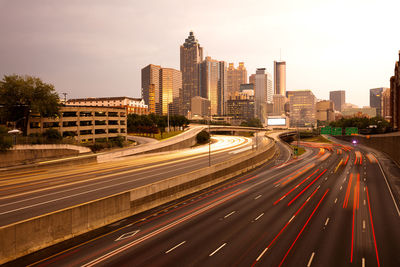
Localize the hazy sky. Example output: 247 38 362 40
0 0 399 107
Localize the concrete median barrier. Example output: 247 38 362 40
0 141 276 264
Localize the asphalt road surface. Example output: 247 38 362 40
8 136 400 267
0 135 265 226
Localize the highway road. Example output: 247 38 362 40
0 134 266 226
12 136 400 267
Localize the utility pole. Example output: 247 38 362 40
208 106 211 167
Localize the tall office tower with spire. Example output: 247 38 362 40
274 61 286 96
180 31 204 116
227 62 247 98
200 56 227 116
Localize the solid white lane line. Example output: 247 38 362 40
165 241 186 254
254 195 262 200
209 243 226 256
362 257 366 267
324 217 330 226
375 154 400 216
224 211 235 218
307 252 316 267
254 213 264 221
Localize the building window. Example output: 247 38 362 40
95 120 107 125
80 130 92 135
80 121 93 126
95 129 106 134
95 111 107 117
108 112 118 117
63 121 77 127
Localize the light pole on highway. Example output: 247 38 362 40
208 107 211 167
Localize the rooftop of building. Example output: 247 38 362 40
67 96 143 102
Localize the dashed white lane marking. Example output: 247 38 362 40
364 186 366 192
275 184 280 188
364 199 366 206
324 217 330 226
307 252 316 267
289 215 295 223
254 213 264 221
343 178 346 182
209 243 226 256
362 257 366 267
340 186 343 190
254 195 262 200
224 211 236 218
334 198 338 204
364 178 366 182
165 241 186 254
363 220 366 230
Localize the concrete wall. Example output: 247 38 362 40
0 141 276 264
0 144 92 168
336 135 400 166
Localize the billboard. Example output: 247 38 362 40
267 117 286 126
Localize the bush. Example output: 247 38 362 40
43 128 62 141
196 130 210 144
110 136 125 148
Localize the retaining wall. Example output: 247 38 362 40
336 135 400 166
0 141 276 264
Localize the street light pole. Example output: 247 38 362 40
208 107 211 167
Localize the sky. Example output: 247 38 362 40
0 0 399 107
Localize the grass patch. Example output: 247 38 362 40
291 145 306 156
154 130 183 140
301 135 332 143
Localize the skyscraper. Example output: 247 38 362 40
141 64 161 114
329 90 345 112
180 31 204 116
274 61 286 96
287 90 316 127
370 87 387 117
141 64 182 115
160 68 182 115
200 56 227 115
390 51 400 130
382 88 391 121
254 68 273 124
227 62 247 98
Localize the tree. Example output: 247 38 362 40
0 75 60 135
196 130 210 144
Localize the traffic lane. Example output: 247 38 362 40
0 137 254 202
277 151 357 267
0 135 253 191
0 142 268 226
364 153 400 266
74 150 327 266
59 147 331 266
23 141 304 266
128 147 341 267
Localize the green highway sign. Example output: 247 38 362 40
345 127 358 135
321 126 332 135
332 127 342 136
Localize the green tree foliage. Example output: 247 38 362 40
0 75 60 135
42 128 62 141
240 118 263 128
329 117 391 134
196 130 210 144
127 114 189 136
0 125 12 152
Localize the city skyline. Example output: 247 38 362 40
0 0 399 107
